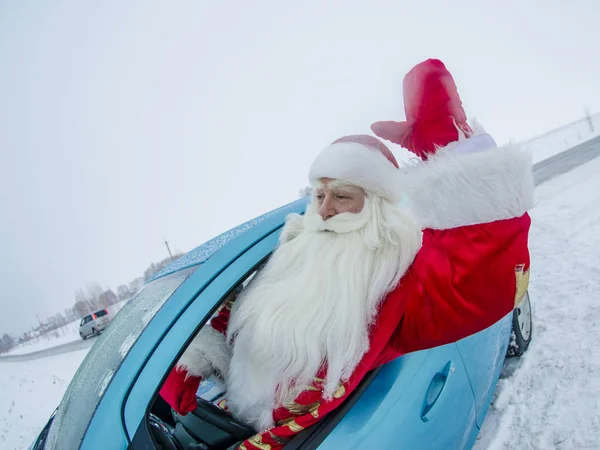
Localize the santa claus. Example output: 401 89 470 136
159 59 533 449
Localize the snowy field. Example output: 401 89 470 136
0 350 89 450
2 146 600 449
6 300 129 356
474 154 600 449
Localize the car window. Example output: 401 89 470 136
94 310 108 318
145 261 270 449
80 319 85 326
43 265 198 450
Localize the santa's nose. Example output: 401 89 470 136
318 196 336 221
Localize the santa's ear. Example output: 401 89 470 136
371 121 412 146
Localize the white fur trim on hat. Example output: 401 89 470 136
308 142 402 201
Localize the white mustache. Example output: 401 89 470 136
303 203 371 234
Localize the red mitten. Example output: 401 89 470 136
370 120 414 152
159 367 201 415
371 58 471 160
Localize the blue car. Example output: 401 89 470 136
30 197 532 450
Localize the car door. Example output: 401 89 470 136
81 316 92 336
454 312 513 427
316 344 478 450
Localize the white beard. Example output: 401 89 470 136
225 195 422 430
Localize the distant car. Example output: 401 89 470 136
79 309 111 340
30 198 533 450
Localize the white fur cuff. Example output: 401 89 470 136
177 325 231 378
403 143 534 229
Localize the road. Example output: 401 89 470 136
0 334 96 362
2 135 600 363
533 134 600 184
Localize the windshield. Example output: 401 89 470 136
43 266 197 450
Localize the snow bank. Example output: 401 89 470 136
522 113 600 163
475 154 600 449
7 300 129 356
0 349 89 450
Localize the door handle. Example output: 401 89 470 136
421 361 455 422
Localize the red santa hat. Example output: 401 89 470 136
308 134 403 202
371 58 472 159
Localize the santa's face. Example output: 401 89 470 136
314 178 365 220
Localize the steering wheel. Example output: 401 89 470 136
169 398 254 449
193 397 254 438
149 413 185 450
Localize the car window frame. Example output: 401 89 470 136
66 199 309 449
128 230 281 448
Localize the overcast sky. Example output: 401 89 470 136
1 0 599 335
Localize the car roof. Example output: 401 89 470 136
148 197 309 282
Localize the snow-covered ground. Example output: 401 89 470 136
6 321 84 357
6 300 129 356
2 143 600 449
475 154 600 449
0 349 89 450
523 112 600 164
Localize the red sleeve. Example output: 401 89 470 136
390 213 531 355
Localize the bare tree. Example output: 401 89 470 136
74 300 89 317
75 288 87 304
117 284 132 301
64 307 77 322
99 290 118 308
0 334 14 353
86 282 105 309
143 254 184 282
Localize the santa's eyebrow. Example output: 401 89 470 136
312 180 324 190
328 180 364 195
